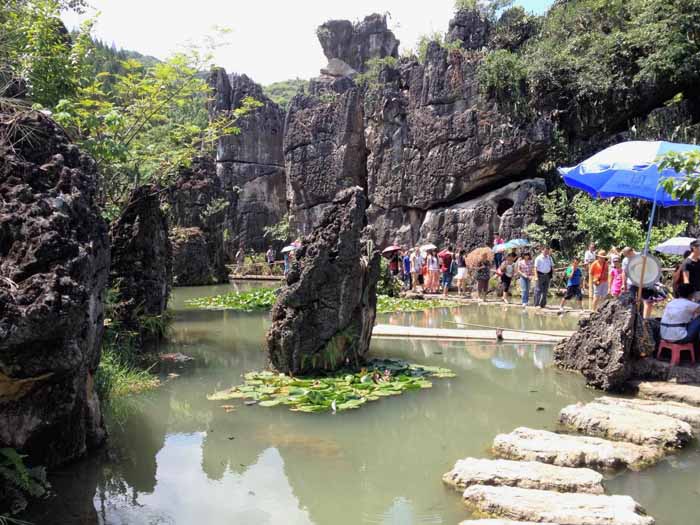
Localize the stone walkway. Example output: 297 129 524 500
372 324 573 343
444 382 700 524
418 293 591 318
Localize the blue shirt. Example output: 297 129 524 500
403 255 411 274
566 266 582 287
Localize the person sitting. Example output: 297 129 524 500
660 283 700 344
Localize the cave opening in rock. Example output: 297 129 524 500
496 198 514 216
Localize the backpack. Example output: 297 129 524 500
449 258 458 276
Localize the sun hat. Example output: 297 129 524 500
597 250 607 257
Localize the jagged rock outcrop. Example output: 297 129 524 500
280 13 552 246
554 294 655 392
109 184 171 340
267 187 380 374
447 9 491 48
317 14 399 74
364 41 552 221
284 79 367 234
168 156 230 285
0 110 109 467
169 227 213 286
208 70 287 252
418 179 543 251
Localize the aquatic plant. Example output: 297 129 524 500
186 288 460 314
208 359 456 413
0 448 50 516
185 287 278 311
376 296 460 314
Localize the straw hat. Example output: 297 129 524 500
596 250 608 257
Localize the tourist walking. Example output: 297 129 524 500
609 255 624 297
493 234 505 268
426 249 440 293
235 244 246 273
620 246 636 293
682 240 700 300
439 246 454 296
590 249 609 311
660 283 700 344
515 251 533 306
265 246 276 271
402 250 412 290
410 247 424 291
498 253 515 304
583 242 596 269
534 247 554 308
455 249 468 296
476 252 491 301
559 256 584 311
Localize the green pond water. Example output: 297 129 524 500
26 283 700 525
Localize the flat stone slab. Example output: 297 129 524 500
559 402 693 448
636 381 700 407
493 427 663 471
460 521 559 525
443 457 603 494
462 485 655 525
596 396 700 427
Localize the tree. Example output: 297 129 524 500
659 150 700 204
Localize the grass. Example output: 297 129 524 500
95 328 160 402
185 287 278 311
208 358 456 413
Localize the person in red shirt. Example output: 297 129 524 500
439 246 454 296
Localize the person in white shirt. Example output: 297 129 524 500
409 247 424 291
534 247 554 308
584 242 596 267
660 283 700 343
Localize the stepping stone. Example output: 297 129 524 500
460 521 559 525
493 427 663 471
443 457 604 494
596 396 700 427
559 402 693 448
462 485 655 525
637 381 700 407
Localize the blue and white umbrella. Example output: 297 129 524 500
559 141 699 207
504 239 530 249
560 140 699 293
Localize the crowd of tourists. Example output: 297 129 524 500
385 236 700 316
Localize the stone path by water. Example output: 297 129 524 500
444 381 700 524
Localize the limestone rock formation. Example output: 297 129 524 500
493 427 663 471
168 156 230 285
419 179 544 251
460 521 559 525
210 71 288 251
169 227 213 286
559 401 693 448
462 485 655 525
553 294 655 392
447 9 491 48
317 14 399 73
0 110 109 466
110 184 172 340
267 187 380 374
443 457 604 494
284 79 367 234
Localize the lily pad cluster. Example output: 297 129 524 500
376 296 460 314
207 358 456 413
185 287 278 311
186 288 461 315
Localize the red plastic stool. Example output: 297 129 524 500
657 340 696 367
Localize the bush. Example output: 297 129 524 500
478 49 527 104
376 258 402 297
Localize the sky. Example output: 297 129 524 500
62 0 553 86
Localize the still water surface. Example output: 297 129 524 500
29 282 700 525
